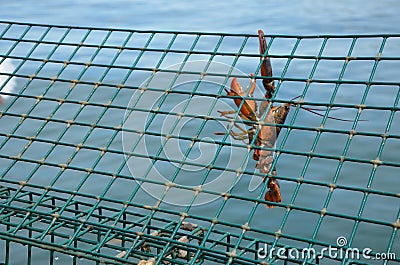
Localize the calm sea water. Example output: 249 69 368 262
1 0 400 34
0 1 399 264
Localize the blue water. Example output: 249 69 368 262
0 1 399 264
1 0 399 34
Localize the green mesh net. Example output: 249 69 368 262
0 21 399 265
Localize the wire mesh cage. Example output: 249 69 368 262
0 21 399 265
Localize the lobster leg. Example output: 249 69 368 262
229 131 249 141
225 122 249 141
214 121 250 142
217 110 254 121
217 109 237 118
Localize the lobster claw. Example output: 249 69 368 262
258 29 275 99
228 77 258 121
264 173 282 208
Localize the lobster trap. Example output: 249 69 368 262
0 21 399 265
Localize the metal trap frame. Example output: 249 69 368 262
0 21 399 265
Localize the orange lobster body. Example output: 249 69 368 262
218 29 290 208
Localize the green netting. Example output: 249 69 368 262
0 21 399 265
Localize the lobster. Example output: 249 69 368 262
216 29 287 208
